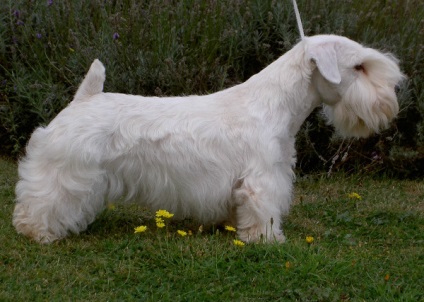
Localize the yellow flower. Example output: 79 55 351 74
348 192 362 200
384 274 390 281
156 209 174 218
134 225 147 233
155 217 165 228
177 230 187 237
233 239 245 247
306 236 314 244
285 261 292 269
225 226 237 232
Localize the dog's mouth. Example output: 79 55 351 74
322 85 399 139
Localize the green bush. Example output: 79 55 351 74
1 0 423 176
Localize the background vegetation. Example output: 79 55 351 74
0 0 423 177
1 158 423 301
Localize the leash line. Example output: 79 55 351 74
292 0 305 39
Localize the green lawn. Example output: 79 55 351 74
0 157 423 301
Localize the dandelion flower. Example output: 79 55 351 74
225 226 236 232
233 239 245 247
155 217 166 228
134 225 147 233
306 236 314 244
348 192 362 200
156 209 174 218
177 230 187 237
285 261 292 269
384 274 390 281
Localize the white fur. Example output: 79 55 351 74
13 35 404 243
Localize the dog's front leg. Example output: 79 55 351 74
232 169 291 243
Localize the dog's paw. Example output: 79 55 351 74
237 226 286 243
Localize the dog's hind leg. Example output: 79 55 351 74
14 160 108 243
13 129 108 243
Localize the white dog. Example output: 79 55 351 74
13 35 403 243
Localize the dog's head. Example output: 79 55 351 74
305 35 404 138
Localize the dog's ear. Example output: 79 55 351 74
308 44 341 84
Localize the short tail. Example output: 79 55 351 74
73 59 106 102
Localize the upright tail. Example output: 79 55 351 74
73 59 106 102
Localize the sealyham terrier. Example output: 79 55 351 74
13 34 404 243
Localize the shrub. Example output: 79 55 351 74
0 0 423 176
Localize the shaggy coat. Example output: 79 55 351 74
13 35 403 243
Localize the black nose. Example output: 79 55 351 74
395 85 400 94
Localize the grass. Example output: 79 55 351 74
0 157 423 301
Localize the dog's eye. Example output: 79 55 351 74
354 64 365 72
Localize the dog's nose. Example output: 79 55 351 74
395 85 400 94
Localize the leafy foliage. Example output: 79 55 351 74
0 0 423 176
